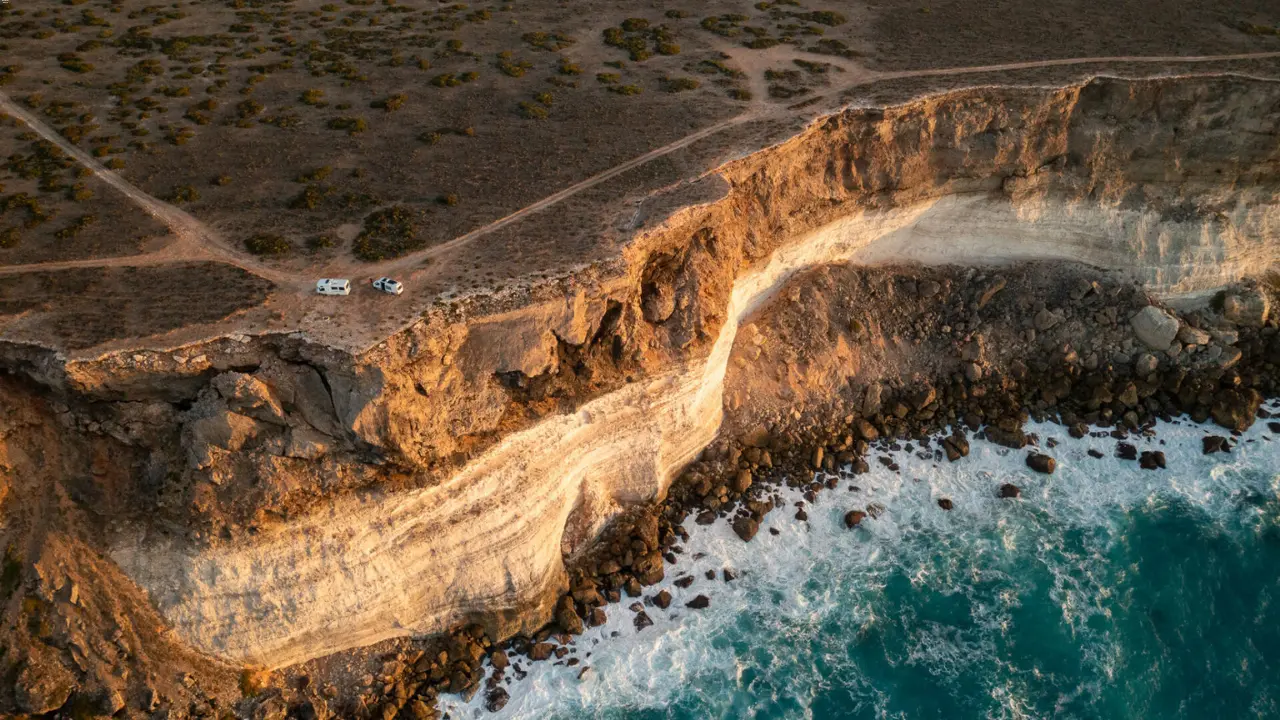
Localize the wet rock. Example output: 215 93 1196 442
490 650 509 670
943 434 970 462
1116 442 1137 460
866 503 886 518
987 426 1027 449
674 575 694 589
732 516 759 542
723 568 737 581
1139 451 1166 470
685 595 710 610
1025 453 1055 474
486 688 510 713
1211 388 1263 432
653 590 672 609
794 508 808 521
1270 422 1280 434
633 611 654 630
1202 435 1230 454
999 483 1022 499
1130 306 1179 350
529 643 555 661
555 596 584 635
731 470 753 493
936 498 954 510
1087 449 1104 459
587 607 608 627
844 510 867 528
1222 288 1270 327
694 510 716 525
851 457 870 474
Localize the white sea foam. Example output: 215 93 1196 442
442 405 1280 719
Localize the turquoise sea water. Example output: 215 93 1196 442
445 407 1280 720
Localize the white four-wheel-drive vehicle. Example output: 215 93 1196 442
372 277 404 295
315 278 351 296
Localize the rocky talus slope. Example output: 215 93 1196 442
0 74 1277 717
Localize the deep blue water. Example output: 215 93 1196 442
446 412 1280 720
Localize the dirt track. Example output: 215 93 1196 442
4 51 1280 295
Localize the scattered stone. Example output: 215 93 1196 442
587 608 607 627
486 688 510 713
976 275 1007 308
844 510 867 528
731 470 753 493
633 611 653 631
695 510 716 525
937 498 953 510
529 643 554 661
685 595 710 610
1139 451 1166 470
999 483 1022 499
1116 442 1137 460
732 516 759 542
1177 326 1211 346
723 568 737 581
1130 305 1179 350
1134 353 1158 375
1202 436 1230 454
1087 449 1104 458
1025 453 1055 474
794 508 808 521
653 590 672 609
674 576 694 589
490 650 509 670
1270 422 1280 434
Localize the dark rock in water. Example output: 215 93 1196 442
1269 422 1280 434
795 508 809 521
555 596 584 635
490 649 510 670
866 503 886 518
695 510 716 525
732 516 759 542
486 687 510 713
1087 449 1104 459
1116 442 1137 460
633 610 654 631
653 590 673 609
587 607 607 627
1211 388 1263 432
999 483 1022 499
704 570 716 580
1203 435 1230 454
854 418 880 442
723 568 737 582
731 470 753 493
943 434 969 462
937 498 954 511
1139 451 1166 470
768 527 780 536
686 595 710 610
1068 423 1088 439
851 458 870 475
844 510 867 528
1026 453 1055 474
529 643 555 661
987 426 1027 449
624 577 643 597
674 575 695 589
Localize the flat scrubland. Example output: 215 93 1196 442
0 0 1277 352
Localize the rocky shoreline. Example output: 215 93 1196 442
242 263 1277 719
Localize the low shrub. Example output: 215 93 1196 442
244 233 292 255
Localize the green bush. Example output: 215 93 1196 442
352 205 426 260
168 185 200 203
662 77 699 92
328 116 368 134
518 101 548 119
300 88 326 106
244 233 292 256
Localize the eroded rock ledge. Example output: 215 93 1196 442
0 73 1277 717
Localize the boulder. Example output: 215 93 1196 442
1202 436 1230 455
653 590 672 609
1025 453 1055 474
1211 388 1263 432
862 383 883 417
937 498 954 510
529 643 555 661
844 510 867 528
554 596 583 635
730 470 753 493
685 595 710 610
485 688 510 713
853 418 879 442
633 610 654 630
15 655 74 714
284 426 332 460
212 371 286 425
1139 451 1166 470
1176 326 1211 346
1133 353 1158 375
999 483 1022 499
1130 306 1179 350
732 516 759 542
185 408 265 469
1222 288 1270 327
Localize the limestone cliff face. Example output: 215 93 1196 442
1 75 1277 674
